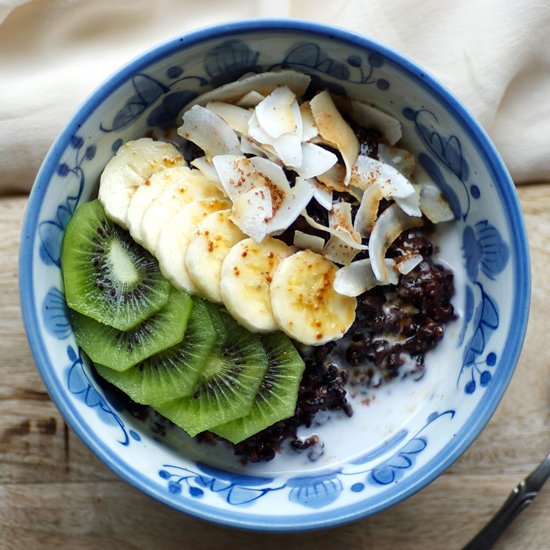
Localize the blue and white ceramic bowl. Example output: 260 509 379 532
20 20 530 530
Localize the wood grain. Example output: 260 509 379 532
1 186 549 550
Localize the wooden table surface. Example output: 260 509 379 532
1 185 549 550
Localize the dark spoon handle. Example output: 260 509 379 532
463 454 550 550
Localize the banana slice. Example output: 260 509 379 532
220 237 293 333
270 250 357 345
126 168 178 245
140 168 224 253
156 197 231 292
98 138 184 228
185 209 246 303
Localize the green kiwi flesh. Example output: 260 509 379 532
61 199 171 331
71 288 192 372
211 332 305 444
94 298 217 404
153 310 268 437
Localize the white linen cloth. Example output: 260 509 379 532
1 0 549 193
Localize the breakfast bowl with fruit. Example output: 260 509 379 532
19 20 530 530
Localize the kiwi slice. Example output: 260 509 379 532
61 199 171 331
71 288 192 372
94 298 218 405
153 310 269 437
211 332 305 444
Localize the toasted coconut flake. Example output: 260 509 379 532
239 136 281 164
255 86 300 139
230 186 272 242
266 176 314 234
310 91 359 185
349 158 378 191
212 155 262 199
322 236 359 265
239 135 267 157
300 101 318 141
212 155 311 235
308 179 333 210
330 201 353 228
184 70 311 111
353 182 383 237
369 203 423 282
268 133 302 167
248 112 302 167
293 143 337 179
378 143 415 178
250 156 291 193
302 200 367 252
316 163 362 200
396 254 423 274
236 90 265 108
301 210 332 232
334 258 398 297
178 105 240 160
352 155 415 199
343 98 402 145
302 210 368 251
395 184 422 217
317 163 348 192
212 155 292 204
419 184 455 223
190 156 222 184
255 142 283 164
293 230 325 253
329 201 361 242
206 102 252 134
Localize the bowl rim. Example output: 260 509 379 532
19 18 531 531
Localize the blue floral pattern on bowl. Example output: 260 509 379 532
20 21 530 531
156 410 454 510
38 136 93 267
65 344 140 445
403 106 512 394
